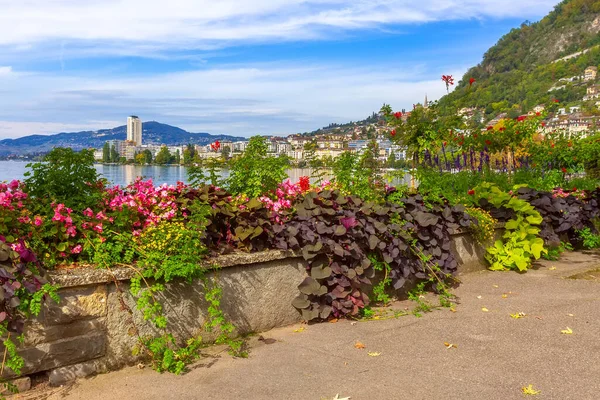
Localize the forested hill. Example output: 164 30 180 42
439 0 600 121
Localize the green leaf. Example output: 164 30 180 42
526 214 543 225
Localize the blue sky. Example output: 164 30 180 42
0 0 559 139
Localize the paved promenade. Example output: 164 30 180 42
27 251 600 400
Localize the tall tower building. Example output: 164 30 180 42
127 116 142 146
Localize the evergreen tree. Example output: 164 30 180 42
102 142 110 163
110 145 119 163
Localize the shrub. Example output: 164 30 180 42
24 148 105 210
226 136 289 197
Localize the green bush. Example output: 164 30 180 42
24 148 105 210
227 136 289 197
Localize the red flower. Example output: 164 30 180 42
541 122 546 127
210 141 221 151
561 167 567 173
391 129 397 137
499 127 506 132
515 131 519 135
443 141 447 146
486 126 493 131
298 176 310 192
551 143 555 148
469 77 475 87
535 112 541 116
394 112 402 119
468 189 475 196
485 140 492 145
572 187 577 191
553 98 559 103
517 115 527 122
567 142 572 147
441 75 454 85
474 134 478 139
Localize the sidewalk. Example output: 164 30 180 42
30 252 600 400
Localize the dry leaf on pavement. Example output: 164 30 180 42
367 352 381 357
444 342 457 349
293 327 306 333
522 384 541 395
561 327 573 334
354 341 366 349
481 307 489 312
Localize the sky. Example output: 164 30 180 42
0 0 560 139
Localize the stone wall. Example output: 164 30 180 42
6 233 489 386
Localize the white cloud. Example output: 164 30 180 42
0 0 557 52
0 66 13 76
0 63 465 138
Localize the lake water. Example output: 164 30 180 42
0 161 324 187
0 161 411 187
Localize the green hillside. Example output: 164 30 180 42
439 0 600 120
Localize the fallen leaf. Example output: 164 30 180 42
535 316 543 320
367 352 381 357
329 318 339 324
549 266 557 271
293 327 306 333
522 384 541 395
372 316 381 320
332 394 351 400
502 294 508 299
354 341 366 349
444 342 457 349
510 312 526 319
481 307 489 312
492 284 499 288
477 295 482 299
450 307 457 313
561 327 573 335
350 321 357 326
137 363 145 369
567 314 574 317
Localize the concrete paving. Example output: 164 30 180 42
28 251 600 400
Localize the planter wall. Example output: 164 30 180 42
7 231 488 385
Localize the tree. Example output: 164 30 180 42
154 146 172 165
143 149 153 164
183 144 195 165
102 142 110 163
110 145 119 163
175 149 181 164
221 147 231 160
135 152 146 165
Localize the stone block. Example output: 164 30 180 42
6 333 106 377
42 285 107 325
23 318 106 347
0 377 30 395
49 360 107 387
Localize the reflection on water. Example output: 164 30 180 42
0 161 411 188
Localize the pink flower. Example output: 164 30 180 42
71 244 83 254
34 216 43 226
83 208 94 218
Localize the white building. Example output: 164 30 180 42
127 116 143 146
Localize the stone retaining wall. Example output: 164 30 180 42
7 232 488 386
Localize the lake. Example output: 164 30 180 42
0 161 411 187
0 161 325 187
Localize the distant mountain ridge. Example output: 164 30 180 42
0 121 246 156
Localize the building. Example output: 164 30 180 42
127 116 143 146
583 85 600 101
584 66 598 82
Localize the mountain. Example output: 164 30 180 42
439 0 600 120
0 121 246 156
